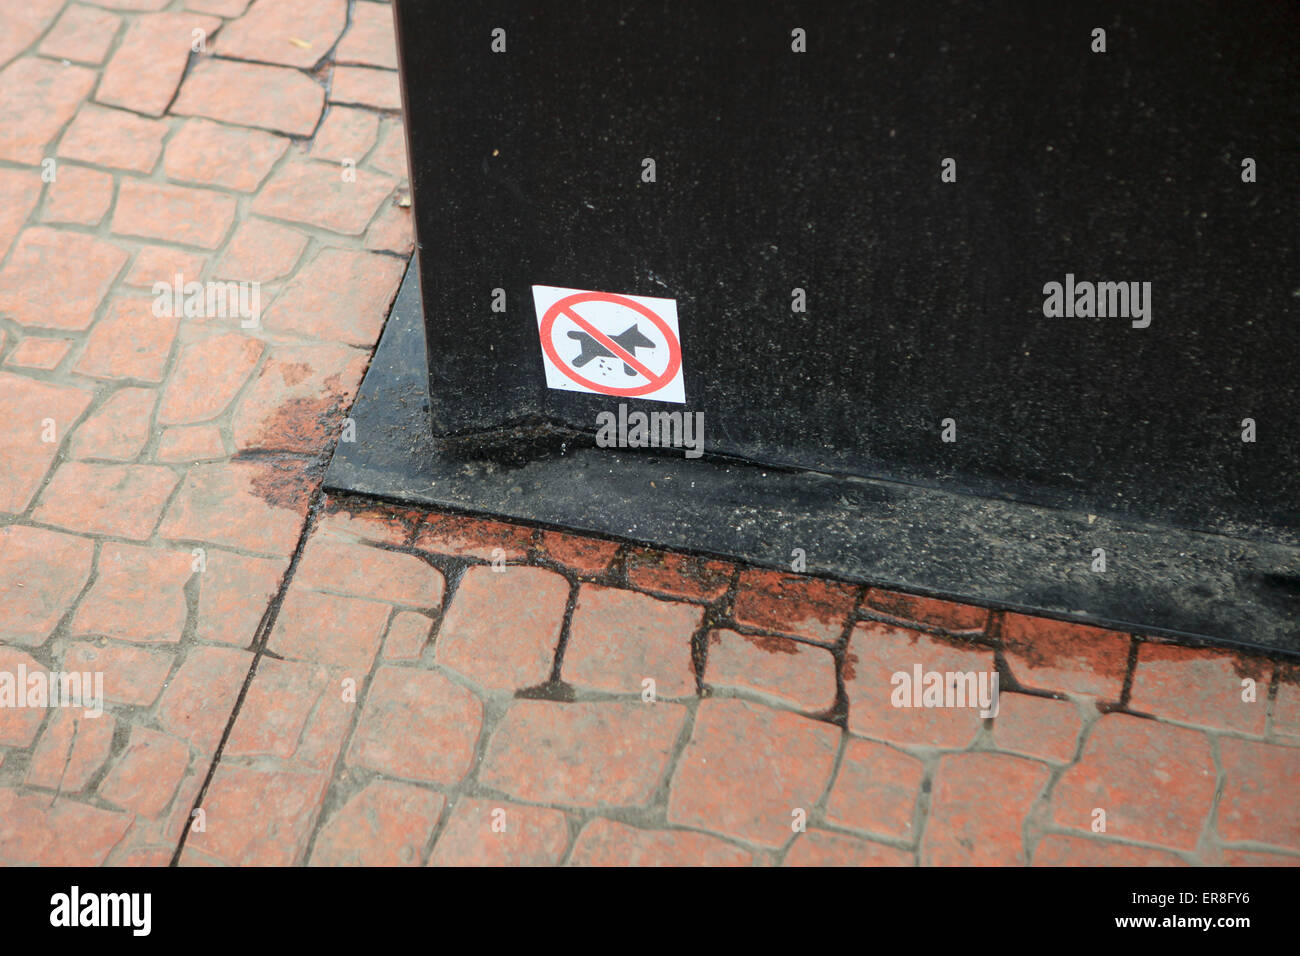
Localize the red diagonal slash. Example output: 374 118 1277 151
561 306 657 381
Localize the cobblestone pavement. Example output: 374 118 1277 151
1 0 1298 866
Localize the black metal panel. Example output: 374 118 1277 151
324 264 1300 653
393 0 1299 541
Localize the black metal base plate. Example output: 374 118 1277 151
326 264 1300 655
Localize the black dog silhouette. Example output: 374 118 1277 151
567 323 655 375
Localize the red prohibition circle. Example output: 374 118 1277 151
539 292 682 397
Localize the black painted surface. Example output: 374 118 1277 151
325 264 1300 653
393 0 1299 543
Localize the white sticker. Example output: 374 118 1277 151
531 285 685 404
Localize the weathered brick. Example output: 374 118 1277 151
570 819 751 867
41 166 113 226
1217 737 1300 850
0 58 96 164
436 565 568 691
57 104 167 172
784 830 913 867
262 246 403 351
253 160 397 237
172 57 324 137
99 726 191 817
1275 671 1300 740
159 459 316 555
668 698 839 848
335 1 398 69
564 585 701 698
429 798 568 867
1032 834 1188 866
0 228 127 330
214 219 307 283
97 11 221 116
163 119 289 192
4 334 77 378
363 200 414 255
0 789 132 866
0 647 49 746
124 246 207 289
536 531 619 575
156 425 226 463
230 343 369 453
295 533 444 608
312 780 444 866
732 568 856 644
825 737 924 841
310 106 380 163
157 331 264 425
348 666 483 785
160 768 206 845
865 588 988 633
293 670 356 772
382 611 434 661
368 121 408 180
414 513 533 560
987 691 1083 764
111 180 236 250
194 550 288 645
108 846 176 867
72 294 179 382
63 641 172 707
704 628 836 713
0 376 94 513
1216 848 1300 867
26 709 117 791
38 4 121 64
1001 612 1130 699
482 700 686 808
921 752 1051 865
224 656 328 761
216 0 346 69
183 765 327 866
627 548 732 602
33 462 176 540
0 168 42 262
0 0 66 69
330 65 401 110
1050 714 1215 851
844 621 992 748
268 588 390 673
70 543 193 643
318 499 413 547
156 644 253 753
84 0 170 9
185 0 250 14
4 336 72 370
68 387 155 460
0 526 94 646
1128 642 1269 734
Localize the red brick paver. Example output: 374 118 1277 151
482 700 685 808
1049 715 1216 852
668 698 838 848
